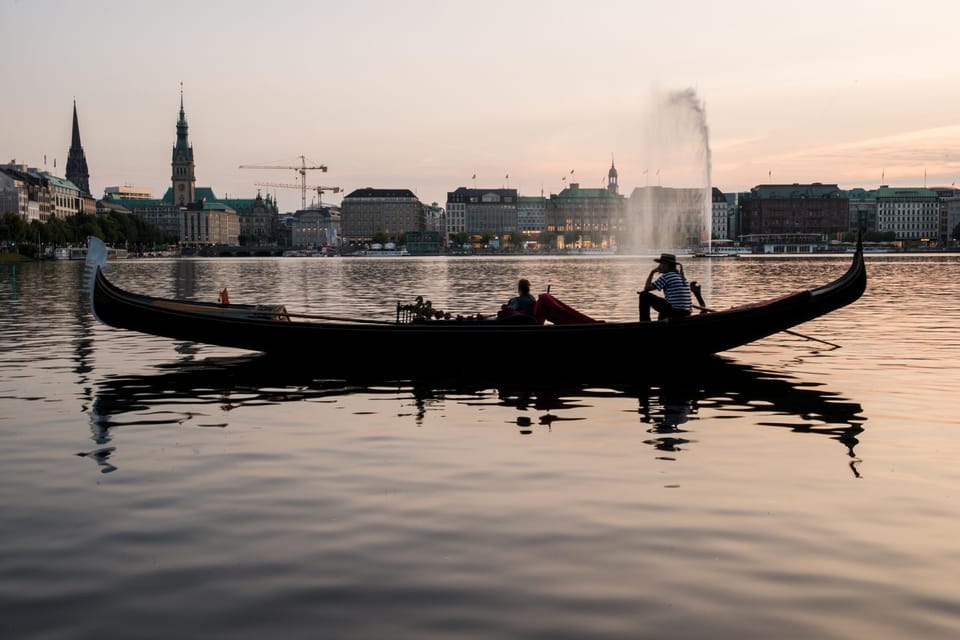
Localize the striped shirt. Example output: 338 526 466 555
653 271 692 311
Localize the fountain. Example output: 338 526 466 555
623 88 713 252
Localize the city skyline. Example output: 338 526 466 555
2 0 960 212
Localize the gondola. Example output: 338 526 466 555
83 236 866 370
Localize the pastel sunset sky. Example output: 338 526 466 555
2 0 959 211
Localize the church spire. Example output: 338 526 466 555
65 100 91 195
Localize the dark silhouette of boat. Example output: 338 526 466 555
83 235 866 370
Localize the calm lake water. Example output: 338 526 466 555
2 252 959 639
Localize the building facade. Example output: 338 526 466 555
547 183 623 249
340 188 422 242
0 170 29 219
845 188 877 233
222 193 280 244
741 183 848 239
181 200 239 245
517 195 546 239
0 163 87 221
711 187 730 241
875 187 940 243
104 186 154 200
445 187 518 240
290 208 339 249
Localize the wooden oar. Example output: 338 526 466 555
688 281 841 350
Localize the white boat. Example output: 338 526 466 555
347 248 410 257
694 245 743 258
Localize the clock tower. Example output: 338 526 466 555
171 85 196 206
607 154 619 195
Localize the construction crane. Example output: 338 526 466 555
239 155 328 210
255 182 341 209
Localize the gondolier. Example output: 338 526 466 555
639 253 692 321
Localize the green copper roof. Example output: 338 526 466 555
875 187 939 198
161 186 219 203
554 186 619 200
752 183 844 199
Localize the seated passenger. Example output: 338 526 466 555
497 278 537 321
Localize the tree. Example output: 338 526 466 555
509 231 525 249
0 212 29 244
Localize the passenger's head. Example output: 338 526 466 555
518 278 530 294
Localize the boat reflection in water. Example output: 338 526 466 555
85 354 866 476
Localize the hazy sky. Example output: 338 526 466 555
3 0 959 211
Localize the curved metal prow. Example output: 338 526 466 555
83 236 108 322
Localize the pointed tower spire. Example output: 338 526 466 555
65 100 91 195
607 153 619 195
171 84 196 205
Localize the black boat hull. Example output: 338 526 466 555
86 239 866 368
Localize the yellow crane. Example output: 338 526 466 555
239 155 328 210
254 182 341 208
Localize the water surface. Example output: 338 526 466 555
1 253 958 639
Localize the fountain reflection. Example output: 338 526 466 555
87 354 866 476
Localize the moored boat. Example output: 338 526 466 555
83 235 866 371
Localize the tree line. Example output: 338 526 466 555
0 212 165 258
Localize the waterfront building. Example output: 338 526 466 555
711 187 730 241
0 164 49 221
290 207 339 249
181 199 239 246
548 182 623 250
517 195 546 240
222 192 280 244
0 169 29 219
446 187 518 243
405 230 442 255
65 101 91 196
726 192 748 241
931 188 959 246
946 193 960 247
104 186 154 200
0 163 88 221
341 188 423 243
105 193 181 240
47 174 85 218
422 202 445 240
845 188 878 233
875 186 939 245
741 183 848 239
